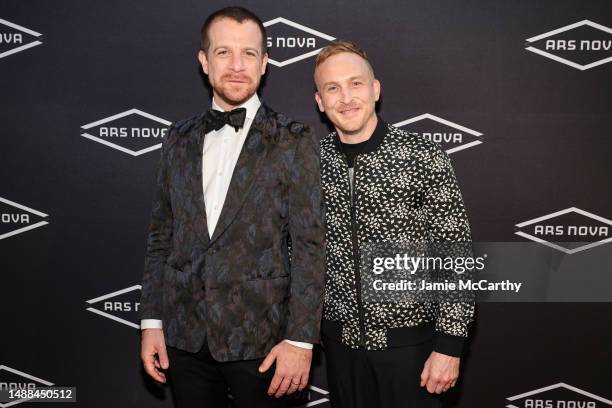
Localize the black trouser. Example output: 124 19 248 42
166 343 286 408
322 333 442 408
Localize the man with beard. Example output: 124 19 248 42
314 41 474 407
138 7 325 408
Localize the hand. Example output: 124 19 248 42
420 351 460 394
141 328 169 383
258 341 312 398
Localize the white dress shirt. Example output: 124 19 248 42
141 94 312 350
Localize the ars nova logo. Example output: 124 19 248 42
263 17 335 67
515 207 612 254
0 365 54 408
0 18 42 60
525 20 612 70
85 285 142 329
81 109 171 156
0 197 48 241
304 385 330 407
284 385 329 407
393 114 483 154
506 382 612 408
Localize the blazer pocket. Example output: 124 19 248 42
249 248 290 280
247 265 290 281
244 275 291 304
162 263 194 306
163 263 192 282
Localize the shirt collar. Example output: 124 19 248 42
211 93 261 121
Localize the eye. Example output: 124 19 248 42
352 80 363 87
245 50 258 57
216 49 228 56
327 85 338 92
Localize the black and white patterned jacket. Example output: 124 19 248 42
320 118 474 356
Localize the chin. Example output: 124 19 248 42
336 125 360 136
220 90 251 106
335 119 362 133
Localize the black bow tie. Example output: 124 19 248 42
204 107 247 133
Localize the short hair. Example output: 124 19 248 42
314 40 374 75
200 6 268 55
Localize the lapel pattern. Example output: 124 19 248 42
186 116 210 248
208 104 268 245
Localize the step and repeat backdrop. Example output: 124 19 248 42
1 0 611 407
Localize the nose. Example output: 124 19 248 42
339 86 353 104
229 52 245 71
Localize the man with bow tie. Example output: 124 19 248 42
138 6 325 408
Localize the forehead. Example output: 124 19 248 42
316 52 372 82
207 17 262 47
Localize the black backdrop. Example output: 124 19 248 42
1 1 611 407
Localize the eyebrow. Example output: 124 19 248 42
211 45 261 55
321 76 367 88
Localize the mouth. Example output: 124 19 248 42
338 107 360 117
224 76 249 84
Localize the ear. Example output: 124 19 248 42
198 50 209 75
315 91 325 112
373 79 381 102
261 52 268 75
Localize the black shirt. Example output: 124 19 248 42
338 116 387 168
339 139 368 169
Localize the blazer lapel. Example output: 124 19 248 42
208 104 269 245
188 116 211 247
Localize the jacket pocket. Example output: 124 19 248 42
162 263 196 313
248 248 290 280
247 274 290 281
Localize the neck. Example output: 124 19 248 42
337 113 378 144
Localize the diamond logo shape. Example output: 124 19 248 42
271 384 329 407
81 109 171 156
525 20 612 70
393 114 483 154
515 207 612 254
0 365 54 407
85 285 142 329
0 18 42 60
506 382 612 408
263 17 335 67
304 385 330 407
0 197 49 241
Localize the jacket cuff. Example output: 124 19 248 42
433 332 465 357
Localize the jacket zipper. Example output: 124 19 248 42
346 154 366 347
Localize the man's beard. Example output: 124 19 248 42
214 79 258 107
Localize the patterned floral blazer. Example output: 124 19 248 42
139 104 325 362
